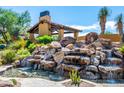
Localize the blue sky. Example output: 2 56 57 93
1 6 124 35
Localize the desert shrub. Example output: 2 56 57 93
17 48 31 60
36 35 53 44
9 38 26 50
119 45 124 54
69 70 81 86
28 43 36 53
10 79 17 85
1 49 16 64
9 42 22 50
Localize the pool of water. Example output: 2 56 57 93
1 67 64 81
91 79 124 84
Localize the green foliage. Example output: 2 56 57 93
98 7 111 19
104 31 113 35
69 70 81 86
28 43 36 53
9 38 26 50
0 8 31 42
10 79 17 85
1 49 16 64
119 45 124 54
36 35 53 44
25 39 32 48
17 48 31 60
52 35 59 41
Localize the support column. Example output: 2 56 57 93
39 22 51 36
29 33 35 42
74 32 79 40
58 29 64 40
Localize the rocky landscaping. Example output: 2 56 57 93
11 32 123 82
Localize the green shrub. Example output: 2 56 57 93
36 35 53 44
119 45 124 54
69 70 81 86
9 38 26 50
25 39 32 48
52 35 59 41
28 43 36 53
10 79 17 85
9 42 22 50
1 49 16 64
17 48 31 60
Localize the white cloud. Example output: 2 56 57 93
69 21 116 31
106 21 116 30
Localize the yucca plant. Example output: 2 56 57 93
69 70 81 86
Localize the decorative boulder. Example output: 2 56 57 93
61 64 81 72
85 32 98 44
65 44 74 50
50 41 61 49
63 56 80 65
80 57 90 65
85 65 98 73
60 36 76 47
53 51 64 65
40 60 56 71
100 38 112 49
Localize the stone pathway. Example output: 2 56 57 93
0 77 64 87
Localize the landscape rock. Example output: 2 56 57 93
85 32 98 44
53 51 64 64
60 36 76 47
40 60 56 71
50 41 61 49
63 56 80 65
100 38 112 49
61 64 81 72
85 65 98 73
65 44 74 50
80 57 90 65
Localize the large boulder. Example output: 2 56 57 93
80 57 90 65
100 38 112 49
53 51 64 65
85 32 98 44
61 64 81 72
63 56 80 65
65 44 74 50
98 65 123 74
40 60 56 71
85 65 98 73
50 41 61 49
60 37 76 47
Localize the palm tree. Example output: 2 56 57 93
98 7 111 34
115 13 124 44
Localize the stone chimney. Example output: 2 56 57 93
39 11 51 22
38 11 51 36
